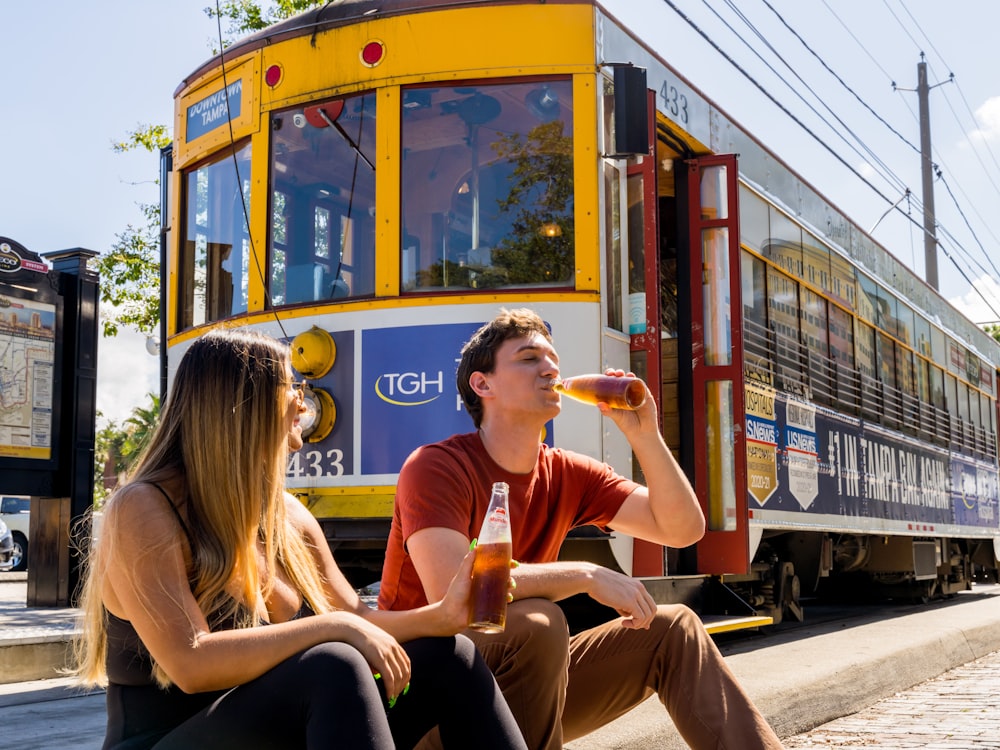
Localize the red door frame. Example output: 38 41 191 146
682 154 750 575
626 90 665 576
627 90 664 576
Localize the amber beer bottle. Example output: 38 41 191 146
553 374 647 410
469 482 513 633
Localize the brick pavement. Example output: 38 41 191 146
783 650 1000 749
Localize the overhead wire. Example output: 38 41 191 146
757 0 920 157
708 0 909 197
889 0 1000 255
936 175 1000 280
879 0 1000 313
213 0 289 341
654 0 905 221
672 0 1000 322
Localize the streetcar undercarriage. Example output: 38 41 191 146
323 520 1000 631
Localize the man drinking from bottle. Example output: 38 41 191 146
378 307 783 750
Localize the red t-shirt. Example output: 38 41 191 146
378 432 639 611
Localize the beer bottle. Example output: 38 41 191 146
552 374 647 410
469 482 512 633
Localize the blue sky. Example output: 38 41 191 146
2 0 219 423
3 1 999 424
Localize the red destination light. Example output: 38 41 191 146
361 40 385 67
265 64 283 87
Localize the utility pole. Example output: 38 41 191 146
896 53 953 292
917 57 938 290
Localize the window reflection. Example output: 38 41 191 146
180 143 251 329
269 93 377 306
400 80 574 292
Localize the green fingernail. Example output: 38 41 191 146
388 696 397 709
373 672 382 680
403 683 410 695
469 538 478 550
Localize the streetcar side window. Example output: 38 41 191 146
829 303 854 371
179 142 252 329
738 186 769 254
400 79 574 292
802 230 831 295
855 319 876 381
269 93 377 306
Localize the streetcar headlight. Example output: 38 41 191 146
299 385 336 442
291 326 336 378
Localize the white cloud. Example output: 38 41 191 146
949 274 1000 326
858 161 877 180
96 327 159 427
970 97 1000 144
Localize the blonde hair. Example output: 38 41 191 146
74 328 331 687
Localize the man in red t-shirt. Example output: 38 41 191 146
379 308 782 750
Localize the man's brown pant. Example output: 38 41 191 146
418 598 783 749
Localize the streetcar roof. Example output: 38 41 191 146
175 0 591 96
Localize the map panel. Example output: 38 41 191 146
0 296 55 459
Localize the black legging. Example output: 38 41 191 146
150 635 526 749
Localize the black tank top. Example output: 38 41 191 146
102 482 315 749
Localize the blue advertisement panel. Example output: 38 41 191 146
361 323 483 475
749 391 1000 532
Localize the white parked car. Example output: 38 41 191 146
0 496 29 572
0 518 13 572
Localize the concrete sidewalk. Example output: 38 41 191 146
4 575 1000 748
566 583 1000 749
0 573 80 684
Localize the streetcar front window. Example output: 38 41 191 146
179 142 251 329
269 92 377 306
400 79 574 292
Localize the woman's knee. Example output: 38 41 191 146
295 641 373 687
406 636 473 678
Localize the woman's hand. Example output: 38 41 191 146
331 610 411 703
435 549 519 632
435 548 477 632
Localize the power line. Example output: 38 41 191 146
757 0 920 157
657 0 1000 321
703 0 907 196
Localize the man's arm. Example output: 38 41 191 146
599 379 705 548
407 527 659 629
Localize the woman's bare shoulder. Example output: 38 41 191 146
283 492 317 527
103 481 182 536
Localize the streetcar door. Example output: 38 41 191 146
677 154 749 575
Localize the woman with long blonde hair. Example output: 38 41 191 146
76 328 526 750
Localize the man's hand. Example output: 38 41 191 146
585 566 658 629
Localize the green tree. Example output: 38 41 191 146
121 393 161 461
209 0 325 38
92 394 161 506
986 324 1000 344
94 418 127 506
96 3 329 337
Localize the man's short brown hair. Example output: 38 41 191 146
457 308 552 428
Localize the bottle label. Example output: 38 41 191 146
486 507 509 527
